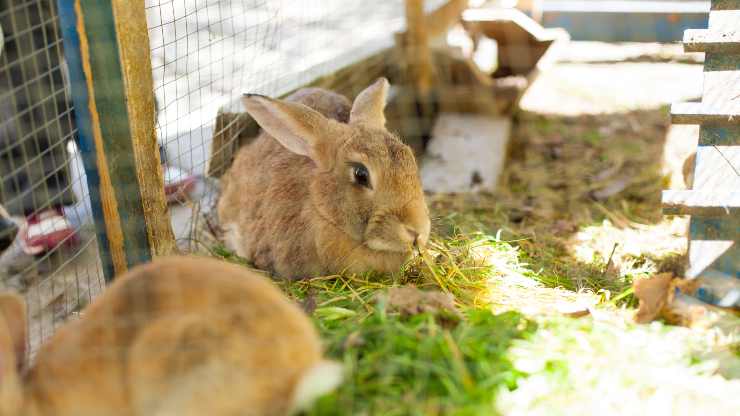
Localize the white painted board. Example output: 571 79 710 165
420 113 511 193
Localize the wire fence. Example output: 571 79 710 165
0 0 104 356
146 0 449 253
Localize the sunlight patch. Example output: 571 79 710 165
497 313 740 416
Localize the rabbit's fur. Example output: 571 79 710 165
218 79 431 279
0 256 341 416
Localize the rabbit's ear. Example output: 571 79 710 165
241 94 332 167
349 78 389 128
0 293 27 374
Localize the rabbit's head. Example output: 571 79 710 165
242 78 430 267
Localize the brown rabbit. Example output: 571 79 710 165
218 78 431 279
0 256 341 416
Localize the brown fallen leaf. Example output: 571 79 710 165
555 301 591 318
661 278 708 327
634 272 673 323
384 286 461 318
634 273 713 327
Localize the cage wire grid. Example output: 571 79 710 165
0 0 105 357
146 0 444 251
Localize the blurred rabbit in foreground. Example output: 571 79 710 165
0 256 341 416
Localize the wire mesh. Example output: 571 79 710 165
145 0 449 252
0 0 105 356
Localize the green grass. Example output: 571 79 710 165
203 107 740 415
211 233 546 415
209 223 739 415
308 309 535 416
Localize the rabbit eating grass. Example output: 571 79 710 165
0 256 341 416
218 78 431 279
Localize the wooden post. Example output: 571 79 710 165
404 0 435 94
57 0 176 280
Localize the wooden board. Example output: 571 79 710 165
420 113 511 193
683 28 740 53
662 190 740 216
671 102 740 125
57 0 176 279
462 8 567 78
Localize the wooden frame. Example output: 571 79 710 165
57 0 175 280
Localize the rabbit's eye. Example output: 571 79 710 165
350 163 371 189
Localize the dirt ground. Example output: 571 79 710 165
428 53 703 300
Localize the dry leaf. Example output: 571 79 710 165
634 273 713 327
634 272 673 323
555 301 590 318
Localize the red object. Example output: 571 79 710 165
22 207 78 254
163 165 197 203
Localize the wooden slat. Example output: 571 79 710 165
112 0 176 258
57 0 178 278
671 102 740 125
708 8 740 31
698 124 740 145
662 190 740 216
404 0 435 94
710 0 740 11
692 141 740 188
683 29 740 53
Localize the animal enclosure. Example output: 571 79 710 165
1 0 559 353
0 0 738 414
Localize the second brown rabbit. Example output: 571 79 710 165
218 78 431 279
0 256 341 416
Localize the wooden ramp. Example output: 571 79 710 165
664 0 740 308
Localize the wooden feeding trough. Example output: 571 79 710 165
206 1 567 195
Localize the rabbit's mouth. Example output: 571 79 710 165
365 238 414 254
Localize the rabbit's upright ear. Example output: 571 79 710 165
241 94 333 168
0 293 27 371
349 77 389 128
